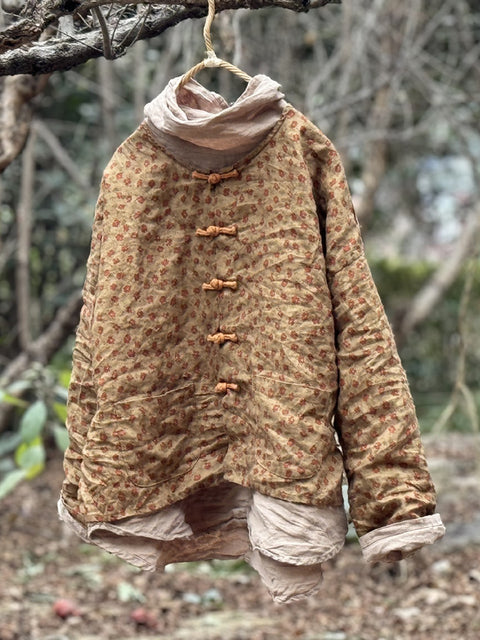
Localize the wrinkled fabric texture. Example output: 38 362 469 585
144 75 286 171
144 74 286 148
359 513 445 563
247 493 347 565
60 74 444 602
58 482 345 603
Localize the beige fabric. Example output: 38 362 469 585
247 492 347 565
359 513 446 563
144 74 286 171
246 550 324 604
58 483 345 603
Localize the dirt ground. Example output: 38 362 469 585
1 433 479 640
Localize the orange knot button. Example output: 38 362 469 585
208 173 222 185
202 278 237 291
207 332 238 345
192 169 239 185
215 382 239 394
196 225 237 238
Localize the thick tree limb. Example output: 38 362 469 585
396 208 480 343
0 0 340 76
0 74 49 170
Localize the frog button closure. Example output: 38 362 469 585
196 225 237 238
193 165 241 394
192 169 239 186
207 332 238 345
202 278 237 291
214 382 239 394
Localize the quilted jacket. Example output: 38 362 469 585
61 96 441 549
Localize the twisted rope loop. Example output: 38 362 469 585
178 0 252 89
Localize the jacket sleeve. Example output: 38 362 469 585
306 131 445 558
60 184 105 518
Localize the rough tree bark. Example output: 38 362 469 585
0 0 340 75
0 74 49 171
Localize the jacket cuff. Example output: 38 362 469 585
359 514 445 563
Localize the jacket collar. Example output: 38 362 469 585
144 74 286 155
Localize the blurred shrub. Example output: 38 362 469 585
372 258 480 432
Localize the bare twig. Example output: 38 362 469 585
93 5 114 59
33 119 91 192
98 56 117 153
15 128 36 352
117 4 151 51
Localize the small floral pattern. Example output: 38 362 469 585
62 108 436 537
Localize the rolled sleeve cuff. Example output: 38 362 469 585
359 514 446 563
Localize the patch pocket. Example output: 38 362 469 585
83 385 198 487
252 376 336 480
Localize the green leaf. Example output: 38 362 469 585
0 469 26 500
53 424 70 452
0 390 28 408
14 437 46 479
58 369 72 389
19 400 48 443
53 402 68 423
6 379 32 395
0 431 22 457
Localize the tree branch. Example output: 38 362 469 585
0 0 340 76
32 118 92 192
15 127 36 352
0 288 83 433
431 255 480 434
0 74 49 171
0 289 83 388
396 207 480 343
92 5 114 59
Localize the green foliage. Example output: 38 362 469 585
0 365 70 500
373 258 480 432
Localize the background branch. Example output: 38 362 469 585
0 0 340 76
0 289 83 389
0 74 49 171
32 119 92 193
15 127 36 353
396 208 480 343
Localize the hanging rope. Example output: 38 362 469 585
203 0 217 56
178 0 252 88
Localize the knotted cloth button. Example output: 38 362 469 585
207 332 238 345
196 225 237 238
192 169 239 184
208 173 221 185
202 278 237 291
215 382 239 393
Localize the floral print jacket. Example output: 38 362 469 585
61 106 442 552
